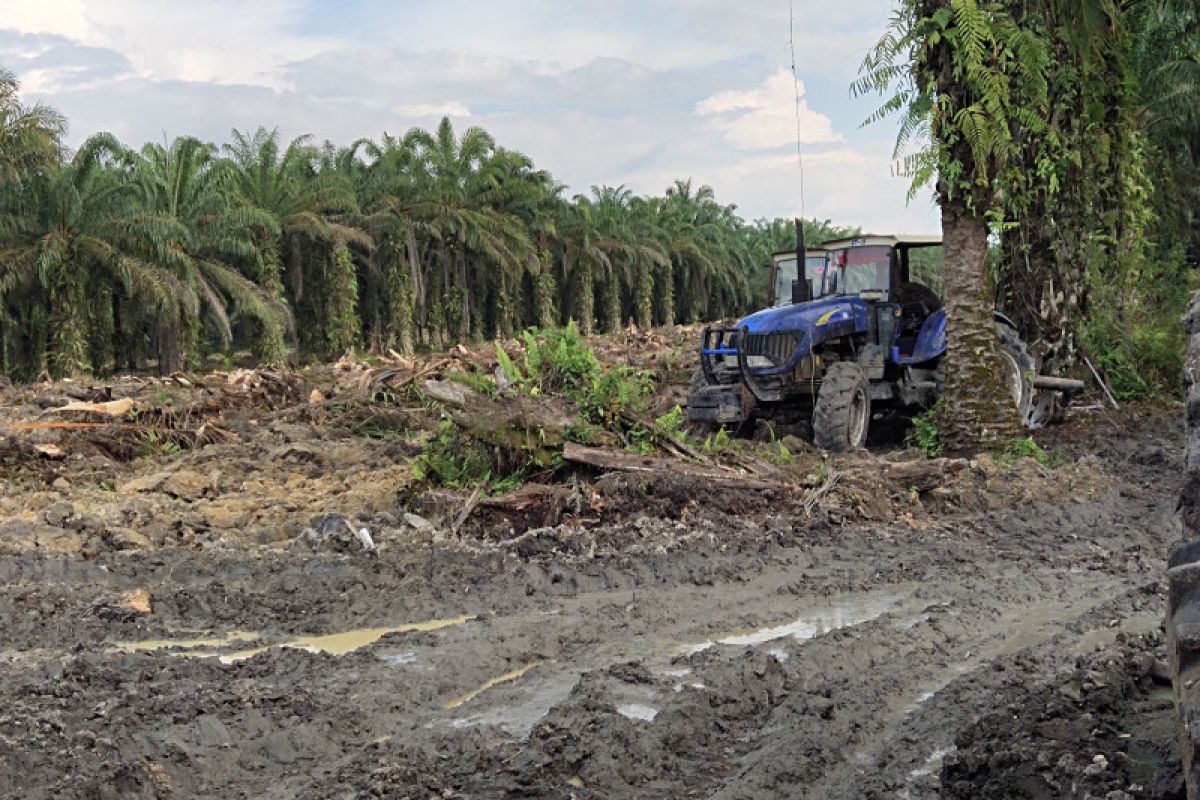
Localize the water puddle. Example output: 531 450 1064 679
114 630 261 653
673 681 706 693
617 703 659 722
114 615 474 663
285 616 474 655
444 661 543 710
381 652 417 665
660 667 692 678
684 591 908 655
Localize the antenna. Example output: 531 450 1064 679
788 0 807 220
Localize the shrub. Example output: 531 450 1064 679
907 406 943 458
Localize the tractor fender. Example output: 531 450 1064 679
909 309 1023 363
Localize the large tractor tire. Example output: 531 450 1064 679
813 361 870 452
995 322 1037 426
1169 289 1200 798
685 367 720 437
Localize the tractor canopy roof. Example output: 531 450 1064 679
818 234 941 250
770 247 826 262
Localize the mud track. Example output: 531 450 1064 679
0 407 1182 799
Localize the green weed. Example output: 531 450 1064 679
445 366 496 396
702 427 733 456
907 406 943 458
994 435 1053 467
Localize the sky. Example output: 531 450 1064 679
0 0 940 233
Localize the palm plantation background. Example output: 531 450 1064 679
0 0 1197 410
0 78 854 381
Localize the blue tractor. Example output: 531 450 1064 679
687 233 1083 450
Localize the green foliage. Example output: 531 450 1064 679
581 366 654 428
807 459 832 485
701 427 733 456
907 406 944 458
411 420 495 488
519 324 600 396
136 431 182 458
563 420 602 445
653 405 685 441
445 366 496 396
499 324 658 446
993 435 1053 467
1082 245 1195 399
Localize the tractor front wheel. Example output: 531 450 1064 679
813 361 871 451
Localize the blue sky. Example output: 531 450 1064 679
0 0 939 232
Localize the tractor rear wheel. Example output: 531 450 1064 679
813 361 871 451
995 322 1036 426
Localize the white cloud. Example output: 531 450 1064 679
695 69 839 149
391 101 471 118
0 2 939 233
0 0 89 39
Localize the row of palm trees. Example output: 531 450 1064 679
0 72 849 379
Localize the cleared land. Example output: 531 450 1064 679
0 327 1183 799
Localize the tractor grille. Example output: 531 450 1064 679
742 332 797 366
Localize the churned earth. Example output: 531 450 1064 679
0 331 1185 799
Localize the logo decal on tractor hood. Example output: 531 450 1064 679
816 308 852 326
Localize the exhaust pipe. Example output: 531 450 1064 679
793 218 811 304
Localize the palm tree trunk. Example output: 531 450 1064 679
288 236 304 303
603 274 621 332
48 280 90 378
495 268 514 339
456 249 471 341
940 201 1020 451
325 242 360 356
386 248 415 355
576 257 595 335
154 317 184 376
658 261 675 327
88 285 116 376
635 264 653 330
536 268 557 329
405 226 425 344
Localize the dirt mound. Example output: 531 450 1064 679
943 633 1182 799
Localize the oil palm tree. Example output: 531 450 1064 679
223 127 372 357
0 68 64 186
1 134 194 376
132 136 290 362
404 117 531 342
856 0 1051 449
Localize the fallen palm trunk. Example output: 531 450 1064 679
561 442 785 490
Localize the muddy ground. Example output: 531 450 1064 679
0 328 1187 799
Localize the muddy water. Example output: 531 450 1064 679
113 630 261 653
444 661 543 709
683 590 911 655
113 614 475 663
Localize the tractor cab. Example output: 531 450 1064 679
768 248 828 307
816 235 944 359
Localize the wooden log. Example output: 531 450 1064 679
561 442 784 490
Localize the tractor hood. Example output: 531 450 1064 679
737 296 869 341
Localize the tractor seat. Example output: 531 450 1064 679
894 282 943 327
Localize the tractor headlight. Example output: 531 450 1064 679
745 355 774 369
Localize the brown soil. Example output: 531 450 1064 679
0 330 1184 799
